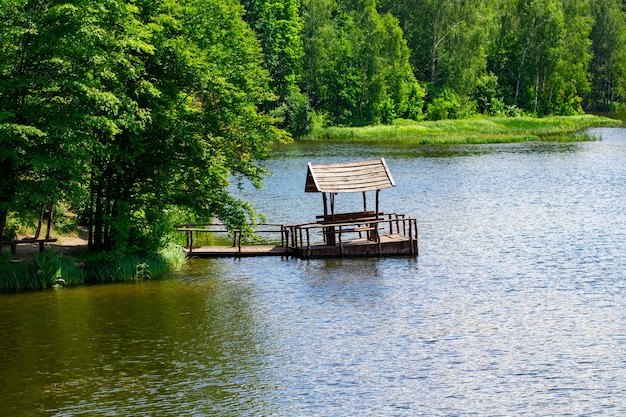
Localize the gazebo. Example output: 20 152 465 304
175 157 417 258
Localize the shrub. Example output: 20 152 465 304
34 250 62 288
426 89 475 120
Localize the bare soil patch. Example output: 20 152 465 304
3 235 88 262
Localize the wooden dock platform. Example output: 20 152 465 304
183 235 416 259
288 234 417 259
176 159 419 259
177 214 418 259
184 245 287 257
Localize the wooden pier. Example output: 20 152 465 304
182 245 287 257
176 213 417 259
285 212 418 258
177 158 418 259
176 223 288 258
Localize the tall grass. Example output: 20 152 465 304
81 244 186 284
0 244 187 292
302 115 619 143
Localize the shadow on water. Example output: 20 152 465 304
589 110 626 121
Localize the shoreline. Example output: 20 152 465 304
299 114 621 144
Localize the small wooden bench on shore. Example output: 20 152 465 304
3 238 58 254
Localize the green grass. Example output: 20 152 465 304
0 243 188 292
302 115 620 144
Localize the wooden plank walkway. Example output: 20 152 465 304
177 215 418 258
184 245 287 257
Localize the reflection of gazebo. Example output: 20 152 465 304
305 158 396 222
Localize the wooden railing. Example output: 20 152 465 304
175 223 287 254
286 213 418 257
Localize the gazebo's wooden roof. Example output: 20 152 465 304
305 158 395 193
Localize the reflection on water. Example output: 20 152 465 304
1 129 626 416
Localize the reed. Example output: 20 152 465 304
0 244 187 292
302 115 619 143
159 244 187 271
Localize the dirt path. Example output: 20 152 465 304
3 236 88 262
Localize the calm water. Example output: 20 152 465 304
2 128 626 416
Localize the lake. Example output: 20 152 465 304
1 127 625 416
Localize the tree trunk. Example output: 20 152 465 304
0 210 7 251
45 200 54 240
515 46 528 105
34 202 45 239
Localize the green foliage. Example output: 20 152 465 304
241 0 306 135
588 0 626 108
2 216 18 241
0 242 186 292
0 261 37 292
472 73 503 115
301 0 421 127
1 0 286 255
426 89 475 121
34 250 62 289
0 249 85 292
159 243 187 271
134 262 151 280
271 86 310 136
302 114 617 142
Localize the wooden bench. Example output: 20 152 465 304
316 211 383 245
316 210 377 224
3 238 58 254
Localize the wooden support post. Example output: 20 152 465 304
305 228 311 257
362 191 367 213
375 190 380 218
408 220 413 255
338 225 343 256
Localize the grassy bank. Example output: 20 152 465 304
0 244 187 292
303 115 621 144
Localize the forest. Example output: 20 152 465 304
245 0 626 134
1 0 625 257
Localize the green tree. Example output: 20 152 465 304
588 0 626 108
85 0 285 252
0 1 96 247
241 0 307 135
301 0 422 126
0 0 284 253
551 0 592 115
379 0 494 97
488 0 590 115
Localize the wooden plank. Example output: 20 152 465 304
4 238 58 254
305 158 395 193
185 245 287 257
290 234 417 258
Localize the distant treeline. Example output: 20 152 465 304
241 0 626 133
